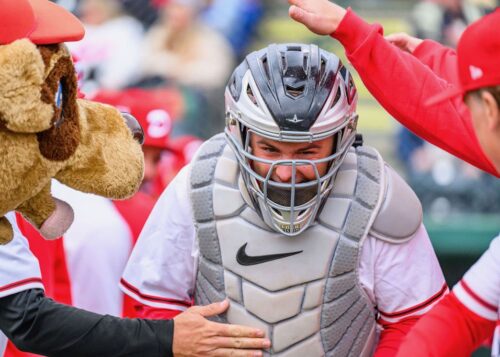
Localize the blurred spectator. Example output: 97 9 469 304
120 0 160 29
140 0 235 90
400 144 500 217
67 0 144 94
202 0 264 58
410 0 484 47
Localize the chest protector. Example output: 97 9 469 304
190 134 422 356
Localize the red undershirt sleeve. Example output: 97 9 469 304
374 316 420 357
331 9 498 177
135 303 183 320
396 293 496 357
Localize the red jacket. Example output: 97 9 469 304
332 9 499 177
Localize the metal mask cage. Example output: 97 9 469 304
225 114 357 236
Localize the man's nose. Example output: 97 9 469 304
274 164 294 183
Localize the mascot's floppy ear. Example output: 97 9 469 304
0 39 56 133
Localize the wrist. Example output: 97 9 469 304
330 5 347 33
164 319 175 357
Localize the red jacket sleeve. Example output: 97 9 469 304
412 40 459 84
332 9 499 177
396 293 496 357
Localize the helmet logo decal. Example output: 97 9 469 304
286 115 304 124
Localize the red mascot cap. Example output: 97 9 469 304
0 0 84 45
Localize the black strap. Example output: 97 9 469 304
352 133 364 148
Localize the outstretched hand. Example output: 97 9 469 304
288 0 347 35
172 300 270 356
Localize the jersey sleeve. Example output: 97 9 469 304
331 9 498 177
361 224 447 325
453 234 500 321
120 165 197 311
395 235 500 356
0 213 44 298
395 291 496 357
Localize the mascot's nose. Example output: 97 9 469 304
122 113 144 145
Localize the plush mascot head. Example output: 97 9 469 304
0 0 145 244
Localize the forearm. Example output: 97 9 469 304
412 40 459 83
0 289 173 357
396 293 496 357
332 9 498 176
374 317 419 357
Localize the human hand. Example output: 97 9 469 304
385 33 424 54
172 300 270 356
288 0 347 35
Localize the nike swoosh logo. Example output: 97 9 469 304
236 243 303 266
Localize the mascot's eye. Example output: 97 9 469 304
55 81 63 110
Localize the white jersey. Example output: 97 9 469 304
52 182 133 317
0 212 44 356
122 165 447 323
0 213 44 297
453 234 500 356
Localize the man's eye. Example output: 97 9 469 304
263 147 278 153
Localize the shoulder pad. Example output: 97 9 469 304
369 165 422 244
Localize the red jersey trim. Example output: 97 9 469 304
460 280 498 312
120 278 191 307
0 277 43 292
379 282 448 318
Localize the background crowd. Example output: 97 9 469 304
8 1 498 356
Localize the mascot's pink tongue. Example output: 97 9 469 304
39 198 74 239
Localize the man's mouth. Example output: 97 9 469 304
266 185 318 206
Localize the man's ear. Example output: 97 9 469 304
481 91 500 131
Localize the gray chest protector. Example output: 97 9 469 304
189 134 422 356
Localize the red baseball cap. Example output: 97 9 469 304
0 0 84 45
92 88 185 149
426 9 500 106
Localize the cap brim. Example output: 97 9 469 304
28 0 84 44
425 85 464 106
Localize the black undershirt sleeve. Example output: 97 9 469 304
0 289 174 357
